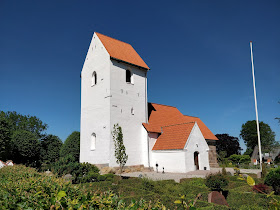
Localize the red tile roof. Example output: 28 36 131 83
143 103 218 150
152 122 195 150
96 32 150 70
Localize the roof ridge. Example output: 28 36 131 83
184 115 199 118
150 102 177 108
95 32 131 46
161 121 195 129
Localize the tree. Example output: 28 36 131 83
60 131 80 162
40 134 62 164
228 154 250 165
215 134 242 158
0 111 48 138
240 120 276 151
11 130 40 166
112 124 128 173
0 117 11 160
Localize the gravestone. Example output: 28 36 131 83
63 174 73 183
208 191 229 207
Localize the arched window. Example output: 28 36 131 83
92 71 97 86
126 69 133 84
131 107 134 115
91 133 96 150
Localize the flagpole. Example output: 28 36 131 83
250 41 262 171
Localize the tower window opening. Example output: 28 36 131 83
92 71 97 86
91 133 96 150
126 69 133 83
131 107 134 115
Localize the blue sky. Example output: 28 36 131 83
0 1 279 152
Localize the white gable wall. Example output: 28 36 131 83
184 122 210 171
109 60 148 167
80 33 111 165
149 123 210 173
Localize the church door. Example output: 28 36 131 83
194 152 199 170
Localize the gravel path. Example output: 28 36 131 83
122 168 261 183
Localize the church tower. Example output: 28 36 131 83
80 32 150 168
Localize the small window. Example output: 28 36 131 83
91 133 96 150
131 107 134 115
126 69 134 84
92 71 97 86
126 70 131 83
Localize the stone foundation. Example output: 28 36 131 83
99 164 153 174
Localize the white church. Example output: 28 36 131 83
80 32 219 173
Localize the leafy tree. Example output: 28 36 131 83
228 154 250 165
0 117 11 160
243 148 254 156
0 111 48 138
112 124 128 173
240 120 276 151
60 131 80 162
216 134 242 158
11 130 40 166
40 134 62 164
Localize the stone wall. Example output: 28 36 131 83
207 140 219 168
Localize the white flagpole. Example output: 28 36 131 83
250 41 262 171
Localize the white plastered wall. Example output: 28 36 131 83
109 60 148 167
184 122 210 171
80 33 111 165
148 122 210 173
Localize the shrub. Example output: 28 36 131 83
205 173 229 191
50 155 100 184
222 166 227 175
141 177 155 191
265 167 280 194
253 183 270 194
0 165 167 209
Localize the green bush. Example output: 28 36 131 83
0 165 167 209
205 172 229 191
222 166 227 175
50 155 100 184
265 167 280 194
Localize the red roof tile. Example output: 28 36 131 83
183 116 218 140
143 103 218 150
96 32 150 70
152 122 195 150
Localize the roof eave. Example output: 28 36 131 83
111 57 150 71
